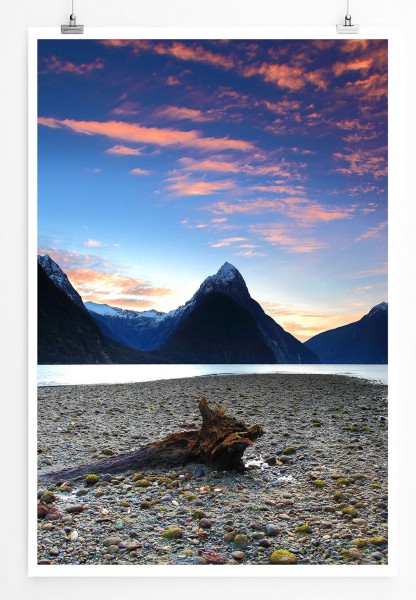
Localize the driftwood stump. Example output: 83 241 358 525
43 398 263 481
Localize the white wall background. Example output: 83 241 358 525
1 1 415 599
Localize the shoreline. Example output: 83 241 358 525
37 373 388 566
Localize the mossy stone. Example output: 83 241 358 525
192 509 207 521
233 534 249 550
135 479 150 488
295 522 312 536
353 538 367 548
313 479 327 488
342 505 359 517
84 474 99 486
269 549 297 564
162 527 183 540
369 536 387 546
282 446 296 455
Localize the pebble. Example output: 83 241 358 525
264 524 278 536
199 519 212 529
232 551 245 561
66 505 85 514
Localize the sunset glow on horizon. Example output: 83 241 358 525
38 38 387 341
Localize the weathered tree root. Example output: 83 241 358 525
41 398 263 482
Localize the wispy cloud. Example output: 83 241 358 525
154 106 217 123
209 237 247 248
102 40 236 70
334 147 387 178
250 223 328 253
41 55 104 75
355 220 387 241
38 117 255 152
112 101 140 116
166 174 235 196
84 239 105 248
129 167 151 175
105 145 142 156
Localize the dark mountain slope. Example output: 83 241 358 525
158 291 277 364
305 302 388 364
38 264 162 365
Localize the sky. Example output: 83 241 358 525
37 38 387 341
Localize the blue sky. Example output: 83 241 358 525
38 38 387 341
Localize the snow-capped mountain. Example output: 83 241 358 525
38 254 85 309
305 302 388 364
86 262 319 363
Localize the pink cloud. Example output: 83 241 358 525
155 106 215 123
112 101 140 116
244 62 328 91
38 117 255 152
166 175 235 197
105 145 142 156
250 223 328 253
204 195 354 225
84 239 105 248
41 55 104 75
334 148 387 178
178 157 240 173
355 221 387 241
333 58 374 77
102 40 235 70
129 167 151 175
209 237 247 248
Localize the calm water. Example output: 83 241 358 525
37 364 387 387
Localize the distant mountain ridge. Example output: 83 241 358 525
305 302 388 364
85 261 319 364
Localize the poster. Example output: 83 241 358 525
30 30 389 575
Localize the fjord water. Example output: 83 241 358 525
37 364 387 387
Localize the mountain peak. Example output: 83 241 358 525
368 302 388 317
38 254 85 310
216 262 240 281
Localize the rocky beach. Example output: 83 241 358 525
37 373 388 566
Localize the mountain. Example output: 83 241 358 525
38 254 85 309
159 291 276 363
38 263 162 365
84 301 185 351
305 302 388 364
87 262 319 364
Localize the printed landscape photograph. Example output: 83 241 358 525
35 37 388 569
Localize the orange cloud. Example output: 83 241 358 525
41 55 104 75
280 196 355 225
66 268 172 298
355 221 387 241
342 73 387 102
38 117 254 152
178 157 240 173
334 148 387 178
244 63 328 91
102 40 235 70
263 99 302 114
166 175 235 197
251 223 328 253
105 145 142 156
205 199 280 215
204 195 354 225
333 58 374 77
